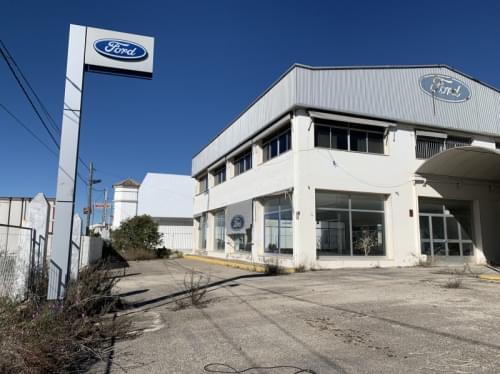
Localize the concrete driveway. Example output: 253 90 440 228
99 259 500 374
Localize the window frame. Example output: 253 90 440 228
415 133 472 160
314 121 386 155
262 126 292 162
315 191 387 257
263 195 293 255
214 210 226 251
233 149 252 177
213 165 226 186
198 174 208 194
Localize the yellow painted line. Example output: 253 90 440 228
183 254 296 273
479 274 500 282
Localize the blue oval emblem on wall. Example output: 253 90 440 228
230 215 245 230
419 74 471 103
93 39 148 61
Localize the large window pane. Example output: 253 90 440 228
351 194 384 211
352 211 385 256
446 217 459 240
316 191 385 257
368 132 384 154
419 199 443 214
421 241 431 255
331 127 348 150
316 210 350 255
432 216 445 239
315 126 330 148
448 242 460 256
420 216 430 239
264 196 293 255
462 242 473 256
350 130 367 152
214 211 225 250
434 242 446 256
316 191 348 210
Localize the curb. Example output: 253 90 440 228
183 254 296 274
478 274 500 282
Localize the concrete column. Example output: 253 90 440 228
291 110 317 269
206 212 215 252
253 200 264 259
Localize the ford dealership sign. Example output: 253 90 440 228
419 74 471 103
230 215 245 231
94 39 148 61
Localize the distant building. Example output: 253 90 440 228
112 173 194 251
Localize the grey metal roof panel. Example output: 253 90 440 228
192 64 500 176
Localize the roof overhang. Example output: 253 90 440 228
416 146 500 181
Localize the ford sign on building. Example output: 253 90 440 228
191 64 500 271
85 26 154 78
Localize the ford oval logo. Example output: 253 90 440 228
419 74 471 103
93 39 148 61
230 215 245 230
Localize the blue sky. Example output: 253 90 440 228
1 0 499 223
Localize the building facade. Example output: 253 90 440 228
192 65 500 269
112 173 194 251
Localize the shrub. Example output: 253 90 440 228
111 215 163 260
175 269 210 309
0 261 133 373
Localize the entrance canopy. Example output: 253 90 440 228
416 146 500 181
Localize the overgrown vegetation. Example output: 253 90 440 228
175 269 211 309
263 257 286 276
0 262 134 373
111 215 164 260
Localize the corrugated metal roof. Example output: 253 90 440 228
192 64 500 176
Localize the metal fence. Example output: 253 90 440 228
0 223 44 299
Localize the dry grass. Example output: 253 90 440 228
175 269 211 310
0 261 135 373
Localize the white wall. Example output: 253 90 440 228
193 111 500 268
112 186 139 228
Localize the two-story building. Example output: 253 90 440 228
192 64 500 269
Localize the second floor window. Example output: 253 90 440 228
315 121 385 154
234 150 252 176
263 126 291 162
416 134 471 159
213 165 226 186
198 175 208 193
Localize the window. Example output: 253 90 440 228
214 210 225 250
198 213 208 249
315 121 385 154
263 126 291 162
316 191 386 256
213 165 226 186
264 196 293 254
198 175 208 193
232 229 252 252
416 134 471 159
234 149 252 176
419 198 473 257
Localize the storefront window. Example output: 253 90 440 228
418 198 473 257
214 210 225 250
264 196 293 254
316 191 386 256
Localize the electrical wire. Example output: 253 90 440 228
0 102 88 187
204 363 317 373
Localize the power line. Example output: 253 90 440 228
0 39 90 172
0 102 88 187
0 40 61 149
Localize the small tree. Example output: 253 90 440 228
111 215 162 255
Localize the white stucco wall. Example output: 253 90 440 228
112 186 139 229
193 110 500 269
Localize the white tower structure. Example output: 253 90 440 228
112 178 140 229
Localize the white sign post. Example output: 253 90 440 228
48 25 154 299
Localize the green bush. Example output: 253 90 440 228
111 215 163 260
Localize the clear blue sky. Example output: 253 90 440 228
1 0 499 223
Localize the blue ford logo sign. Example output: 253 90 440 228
93 39 148 61
230 215 245 231
419 74 471 103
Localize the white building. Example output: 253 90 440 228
192 64 500 269
112 173 194 251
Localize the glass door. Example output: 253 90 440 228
419 198 473 257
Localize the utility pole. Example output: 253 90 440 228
86 161 101 235
103 188 108 226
